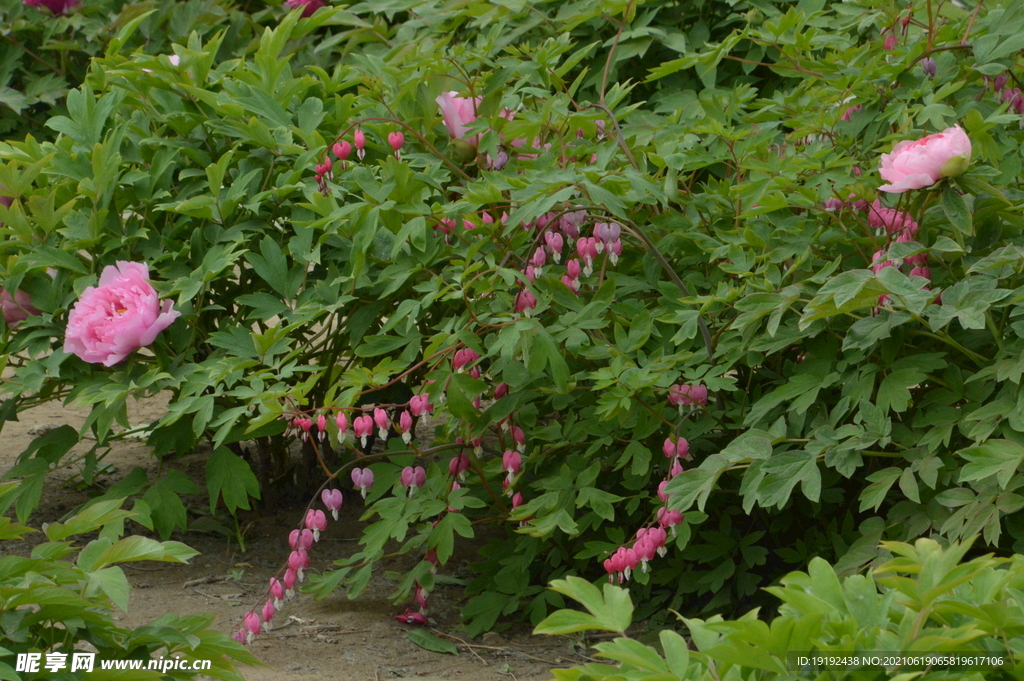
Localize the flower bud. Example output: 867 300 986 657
920 57 936 78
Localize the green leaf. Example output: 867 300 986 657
207 447 261 515
407 629 459 655
958 439 1024 489
89 566 131 612
859 467 902 512
942 185 972 237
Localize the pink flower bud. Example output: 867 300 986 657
524 266 536 283
502 450 521 475
871 250 894 275
657 507 684 529
662 438 676 458
351 467 375 498
322 489 343 520
676 437 689 459
544 232 564 263
270 577 285 607
910 266 931 280
334 141 351 160
316 413 327 441
593 221 621 244
288 529 300 550
336 412 348 442
449 453 470 478
233 629 247 645
452 348 480 371
494 383 509 399
401 466 426 494
561 275 579 294
658 480 670 502
530 246 547 272
244 612 261 637
514 290 538 316
669 460 684 477
388 132 405 152
354 129 365 159
398 410 414 443
512 492 524 509
284 569 297 594
406 394 424 416
396 609 429 625
566 259 582 282
607 239 622 265
374 408 390 440
884 33 897 50
353 415 373 447
262 600 275 630
512 426 526 453
905 252 928 267
668 384 708 410
288 549 308 576
304 507 326 540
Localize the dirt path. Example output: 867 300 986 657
0 396 572 680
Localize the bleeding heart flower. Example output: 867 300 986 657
322 489 343 520
399 410 414 443
401 466 426 495
354 129 366 160
351 467 375 499
373 408 390 440
353 415 373 447
388 132 405 159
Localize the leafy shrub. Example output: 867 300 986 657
3 0 1024 638
0 0 263 140
536 537 1024 680
0 482 258 680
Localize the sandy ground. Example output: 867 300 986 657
0 394 577 680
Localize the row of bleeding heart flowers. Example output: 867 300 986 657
231 374 711 642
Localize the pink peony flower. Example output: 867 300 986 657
2 289 40 326
63 262 180 366
878 125 972 193
283 0 324 17
435 92 482 143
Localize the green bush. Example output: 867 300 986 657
0 482 258 680
2 0 1024 638
536 537 1024 680
0 0 263 140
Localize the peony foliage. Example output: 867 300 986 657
2 0 1024 637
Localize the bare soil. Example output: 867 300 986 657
0 395 577 680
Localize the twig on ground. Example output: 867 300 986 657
183 574 228 587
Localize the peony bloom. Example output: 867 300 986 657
878 125 972 193
435 92 482 143
63 262 180 366
283 0 324 17
22 0 78 14
2 289 40 326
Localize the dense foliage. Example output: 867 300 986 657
0 481 258 680
3 0 1024 642
536 537 1024 680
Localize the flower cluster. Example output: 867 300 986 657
601 383 706 583
233 487 343 644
